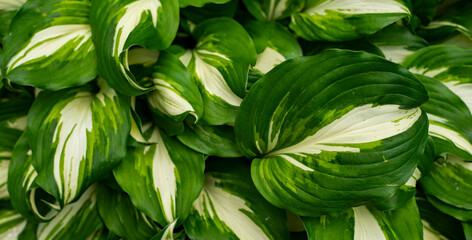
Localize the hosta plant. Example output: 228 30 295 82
0 0 471 239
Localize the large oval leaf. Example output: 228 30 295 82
235 49 429 216
90 0 179 95
113 124 205 227
27 80 131 206
177 17 257 125
1 0 97 90
290 0 411 42
184 159 289 240
303 198 422 240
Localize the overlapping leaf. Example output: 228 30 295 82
242 0 304 21
176 17 257 125
235 49 429 216
303 198 422 240
27 80 130 206
1 0 97 90
0 209 27 239
290 0 411 42
184 159 289 240
90 0 179 96
245 21 302 75
113 123 205 227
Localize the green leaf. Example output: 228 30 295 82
86 228 120 240
463 221 472 240
290 0 411 42
417 193 466 240
0 159 8 199
36 185 103 240
147 51 203 123
242 0 304 21
303 197 422 240
184 158 290 240
150 221 178 240
369 24 428 63
179 0 231 8
97 182 158 240
244 21 302 75
90 0 179 96
415 74 472 160
8 133 57 222
176 121 242 158
177 17 257 125
113 124 205 227
410 0 441 25
27 79 131 206
1 0 97 90
235 49 429 216
0 209 27 239
420 154 472 221
180 0 238 24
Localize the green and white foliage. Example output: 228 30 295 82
176 121 242 158
417 193 467 240
290 0 411 42
0 209 26 239
180 0 238 25
90 0 179 96
369 24 428 64
1 0 97 90
184 159 289 240
179 0 231 8
245 21 302 75
420 154 472 222
36 185 102 240
113 123 205 227
97 183 158 240
8 134 57 222
415 75 472 160
27 79 131 206
0 0 25 12
147 51 203 124
176 17 257 125
242 0 304 21
235 49 429 217
303 198 423 240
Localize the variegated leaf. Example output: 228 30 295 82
1 0 97 90
176 121 242 158
242 0 304 21
0 0 26 11
0 160 8 199
113 124 205 227
147 51 203 124
151 220 178 240
97 182 158 240
36 185 102 240
244 21 302 75
303 198 423 240
369 24 428 64
176 17 257 125
0 209 27 239
27 79 131 206
417 194 466 240
290 0 411 42
420 154 472 222
415 74 472 160
235 49 429 216
184 159 289 240
8 133 57 222
90 0 179 96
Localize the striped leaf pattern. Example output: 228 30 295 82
235 49 429 216
27 80 130 206
242 0 304 21
90 0 179 96
113 124 205 227
184 159 289 240
1 0 97 90
290 0 411 42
